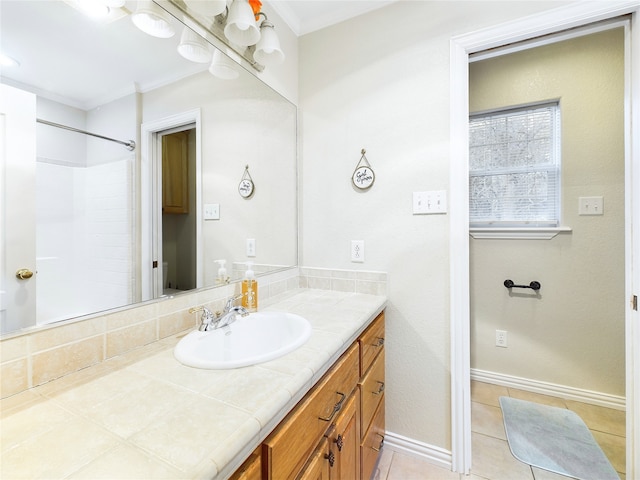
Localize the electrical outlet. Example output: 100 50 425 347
351 240 364 263
496 329 508 348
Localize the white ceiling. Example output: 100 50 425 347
269 1 397 36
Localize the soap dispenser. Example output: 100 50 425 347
215 259 228 285
241 262 258 312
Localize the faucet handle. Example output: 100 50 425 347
191 306 216 331
224 294 243 311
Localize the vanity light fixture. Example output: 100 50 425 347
224 0 261 46
254 19 284 66
167 0 285 72
177 27 212 63
209 48 240 80
132 0 176 38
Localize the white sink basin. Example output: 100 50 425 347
174 311 312 369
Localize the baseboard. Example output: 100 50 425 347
471 368 626 411
383 431 452 471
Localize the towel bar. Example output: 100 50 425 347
504 279 541 291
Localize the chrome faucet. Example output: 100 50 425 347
216 294 249 329
189 295 249 332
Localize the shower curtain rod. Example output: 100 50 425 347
36 118 136 151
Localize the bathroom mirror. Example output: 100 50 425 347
0 0 297 335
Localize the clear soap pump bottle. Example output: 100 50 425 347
215 259 228 285
241 262 258 312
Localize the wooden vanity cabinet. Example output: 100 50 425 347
254 311 385 480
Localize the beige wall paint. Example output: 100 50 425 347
469 28 625 396
299 0 572 451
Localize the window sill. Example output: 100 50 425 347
469 226 572 240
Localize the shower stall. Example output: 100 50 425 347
34 97 137 324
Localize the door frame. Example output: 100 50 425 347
140 109 202 300
449 1 640 475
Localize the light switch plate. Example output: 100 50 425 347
204 203 220 220
578 196 604 215
246 238 256 257
413 191 447 215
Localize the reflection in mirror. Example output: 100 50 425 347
0 0 297 336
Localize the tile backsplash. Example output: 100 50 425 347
0 267 387 399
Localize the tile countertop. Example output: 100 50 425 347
0 289 387 480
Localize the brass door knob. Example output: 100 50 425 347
16 269 34 280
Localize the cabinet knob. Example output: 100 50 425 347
334 434 344 451
372 337 384 347
325 450 335 467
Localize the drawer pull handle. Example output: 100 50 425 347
372 381 385 395
318 392 346 422
372 337 384 347
325 450 335 467
372 433 385 452
335 434 344 451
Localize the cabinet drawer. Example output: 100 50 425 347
359 349 385 440
228 447 261 480
361 397 385 480
359 312 385 377
263 344 359 480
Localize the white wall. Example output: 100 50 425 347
299 0 572 452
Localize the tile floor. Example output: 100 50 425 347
373 381 626 480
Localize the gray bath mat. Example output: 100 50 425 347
499 396 619 480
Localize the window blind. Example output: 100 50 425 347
469 103 561 227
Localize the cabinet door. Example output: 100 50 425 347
328 390 359 480
162 131 189 214
298 438 330 480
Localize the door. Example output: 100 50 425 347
0 84 37 333
159 127 196 294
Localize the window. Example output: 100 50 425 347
469 103 561 228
